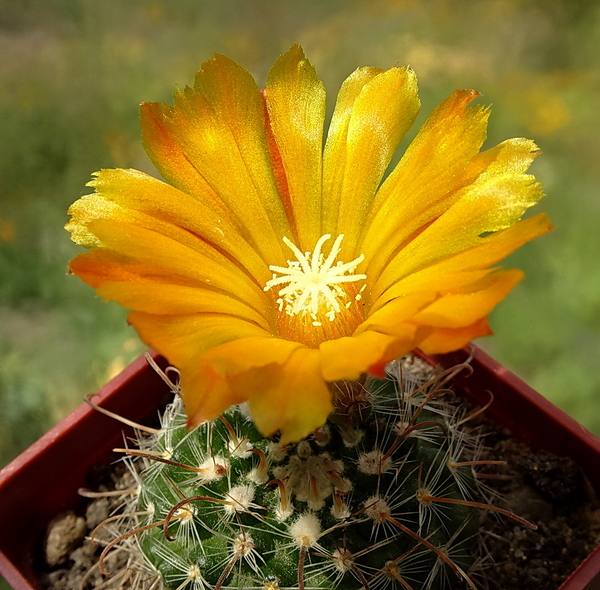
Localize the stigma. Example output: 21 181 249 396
264 235 367 325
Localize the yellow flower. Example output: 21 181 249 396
66 45 551 443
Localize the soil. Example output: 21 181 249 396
39 412 600 590
41 464 139 590
473 419 600 590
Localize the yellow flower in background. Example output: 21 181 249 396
66 45 551 442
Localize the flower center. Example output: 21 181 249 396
264 234 367 326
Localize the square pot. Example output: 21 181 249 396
0 347 599 590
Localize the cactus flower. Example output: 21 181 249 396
66 45 551 442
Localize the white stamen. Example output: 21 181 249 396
264 235 366 322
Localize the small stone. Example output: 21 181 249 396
85 496 109 529
44 510 87 567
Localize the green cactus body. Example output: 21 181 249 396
124 357 482 590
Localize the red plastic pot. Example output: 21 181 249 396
0 346 599 589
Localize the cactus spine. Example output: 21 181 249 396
101 356 508 590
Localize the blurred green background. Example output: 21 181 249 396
1 0 599 483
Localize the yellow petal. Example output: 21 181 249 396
69 249 180 288
322 67 383 234
181 363 243 429
430 211 552 272
139 100 234 221
356 292 438 335
141 53 291 265
97 282 270 330
128 312 271 369
86 218 270 317
69 248 216 290
69 248 272 328
68 168 270 283
264 45 326 250
319 329 419 382
371 213 552 312
373 143 543 300
193 54 293 245
412 269 524 329
322 66 420 252
179 337 303 428
362 90 490 278
248 347 332 443
419 318 493 354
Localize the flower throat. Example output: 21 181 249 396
264 234 367 339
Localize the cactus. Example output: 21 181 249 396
96 355 531 590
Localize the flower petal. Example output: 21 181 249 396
141 54 291 265
83 218 271 317
356 292 438 335
264 45 326 250
69 248 273 330
177 339 331 443
319 329 421 382
418 318 492 354
321 66 382 234
128 313 272 369
139 99 233 221
323 66 420 253
373 140 543 300
412 269 524 329
362 90 490 277
372 213 552 312
67 168 271 283
69 249 177 287
97 282 270 329
178 337 304 429
248 347 332 443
